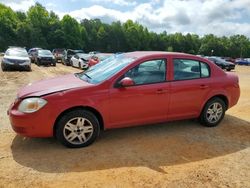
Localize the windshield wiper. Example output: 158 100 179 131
83 73 91 79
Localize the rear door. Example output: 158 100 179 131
168 57 212 120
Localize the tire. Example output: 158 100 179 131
55 110 100 148
37 60 40 66
26 66 31 71
1 64 7 71
226 68 231 71
199 97 226 127
53 63 56 67
78 62 82 69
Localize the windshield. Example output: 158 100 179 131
77 55 135 84
6 49 28 57
38 50 52 56
77 53 90 59
54 49 65 54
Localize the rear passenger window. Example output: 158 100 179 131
173 59 210 80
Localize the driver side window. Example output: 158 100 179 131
124 59 167 85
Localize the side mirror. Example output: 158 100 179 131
119 77 135 87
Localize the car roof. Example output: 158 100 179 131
125 51 191 59
6 47 26 52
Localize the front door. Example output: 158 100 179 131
108 59 170 128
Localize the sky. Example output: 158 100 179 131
1 0 250 37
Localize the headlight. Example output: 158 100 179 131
18 98 47 113
3 58 11 63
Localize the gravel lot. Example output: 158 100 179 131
0 62 249 188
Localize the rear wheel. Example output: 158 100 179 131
199 97 226 127
56 110 100 148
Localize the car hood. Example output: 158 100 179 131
4 55 30 61
18 74 92 98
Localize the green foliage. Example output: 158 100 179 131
0 3 250 57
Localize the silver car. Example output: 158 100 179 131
1 47 31 71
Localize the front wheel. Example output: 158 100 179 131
55 110 100 148
1 64 7 71
199 97 226 127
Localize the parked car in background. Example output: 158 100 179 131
35 49 56 66
8 51 240 148
52 49 66 63
89 51 100 55
1 47 31 71
63 49 84 66
28 48 42 63
222 57 236 64
71 53 90 69
88 53 113 67
235 58 250 66
206 57 235 71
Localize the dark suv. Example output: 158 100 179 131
28 48 42 63
35 49 56 66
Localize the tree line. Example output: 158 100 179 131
1 2 250 58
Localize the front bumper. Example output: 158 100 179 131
38 58 55 65
8 99 55 137
2 62 30 69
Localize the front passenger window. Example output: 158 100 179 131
124 59 167 85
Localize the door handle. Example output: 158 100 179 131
199 84 209 89
156 89 167 94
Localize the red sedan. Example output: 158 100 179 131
8 52 240 148
88 53 113 67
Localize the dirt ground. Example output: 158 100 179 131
0 62 249 188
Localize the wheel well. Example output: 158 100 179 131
53 106 104 137
208 95 229 109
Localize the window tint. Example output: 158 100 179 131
173 59 210 80
124 59 166 85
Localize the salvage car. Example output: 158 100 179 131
88 53 113 67
1 47 31 71
63 49 84 66
206 57 235 71
235 58 250 66
71 53 90 69
8 52 240 148
52 49 66 63
35 49 56 66
28 47 42 63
